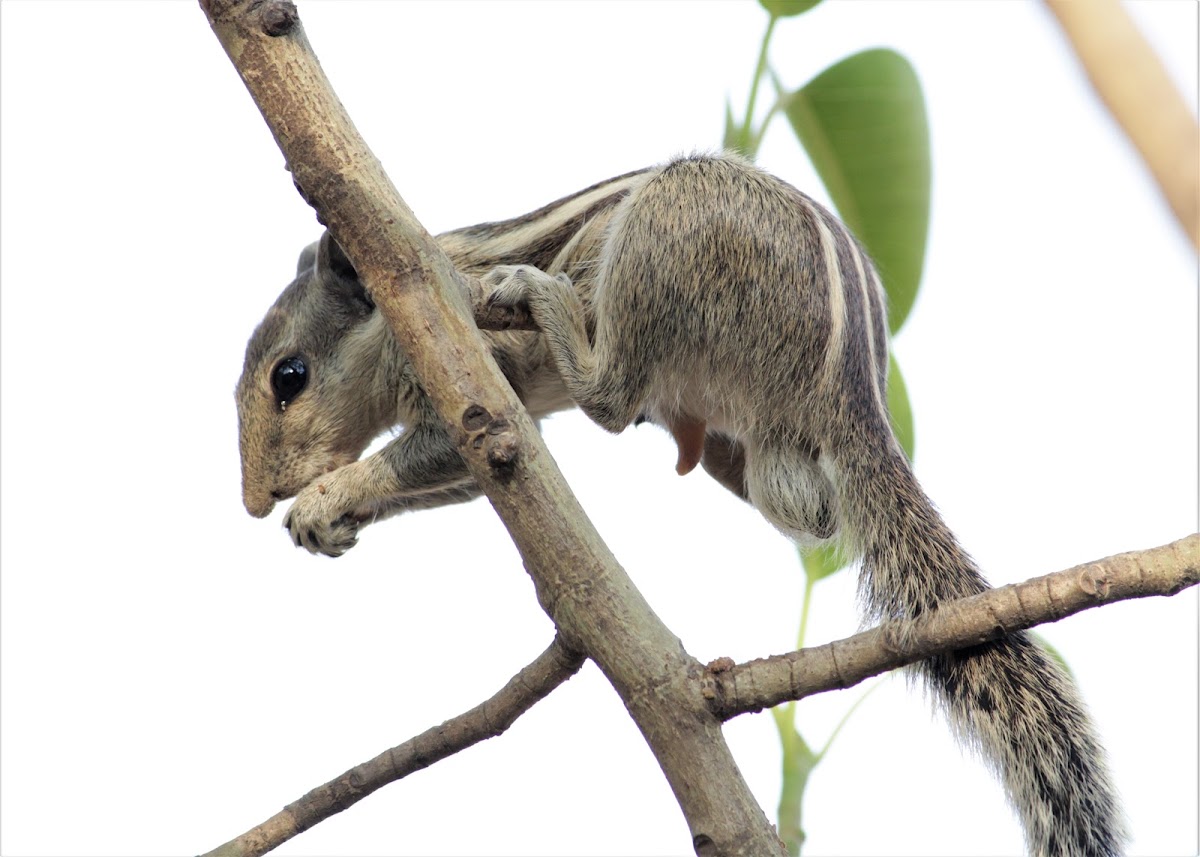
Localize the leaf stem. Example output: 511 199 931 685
795 571 816 652
816 681 881 761
749 89 787 156
740 14 779 149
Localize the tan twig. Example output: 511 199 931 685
1045 0 1200 251
707 534 1199 719
202 637 585 857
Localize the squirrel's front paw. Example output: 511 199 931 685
483 265 571 309
284 474 361 558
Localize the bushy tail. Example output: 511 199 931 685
839 430 1126 856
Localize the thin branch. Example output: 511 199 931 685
202 638 585 857
707 534 1199 720
1044 0 1200 252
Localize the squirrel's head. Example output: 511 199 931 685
235 232 383 518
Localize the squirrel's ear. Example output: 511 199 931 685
317 231 374 312
296 241 318 276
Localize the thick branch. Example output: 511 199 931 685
199 1 782 854
202 638 584 857
708 534 1199 720
1045 0 1200 251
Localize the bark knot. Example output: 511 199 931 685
462 404 491 431
260 0 298 36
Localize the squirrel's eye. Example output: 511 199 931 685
271 356 308 405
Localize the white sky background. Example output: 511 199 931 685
1 1 1196 855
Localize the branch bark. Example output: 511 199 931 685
202 637 585 857
1045 0 1200 252
199 1 783 854
707 534 1199 719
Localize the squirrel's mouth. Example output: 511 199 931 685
242 481 287 518
243 492 277 519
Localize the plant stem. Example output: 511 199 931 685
816 681 881 761
740 14 779 151
795 572 816 652
749 92 787 155
748 67 790 156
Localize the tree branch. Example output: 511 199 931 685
707 534 1199 720
202 637 585 857
1044 0 1200 252
199 1 783 854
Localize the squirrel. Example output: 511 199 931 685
236 152 1125 855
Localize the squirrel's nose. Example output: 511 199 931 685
242 487 278 519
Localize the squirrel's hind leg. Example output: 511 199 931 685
485 264 650 433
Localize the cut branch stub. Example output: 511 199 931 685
461 406 520 472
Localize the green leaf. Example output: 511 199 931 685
759 0 822 18
785 49 930 333
801 541 845 583
887 351 916 460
